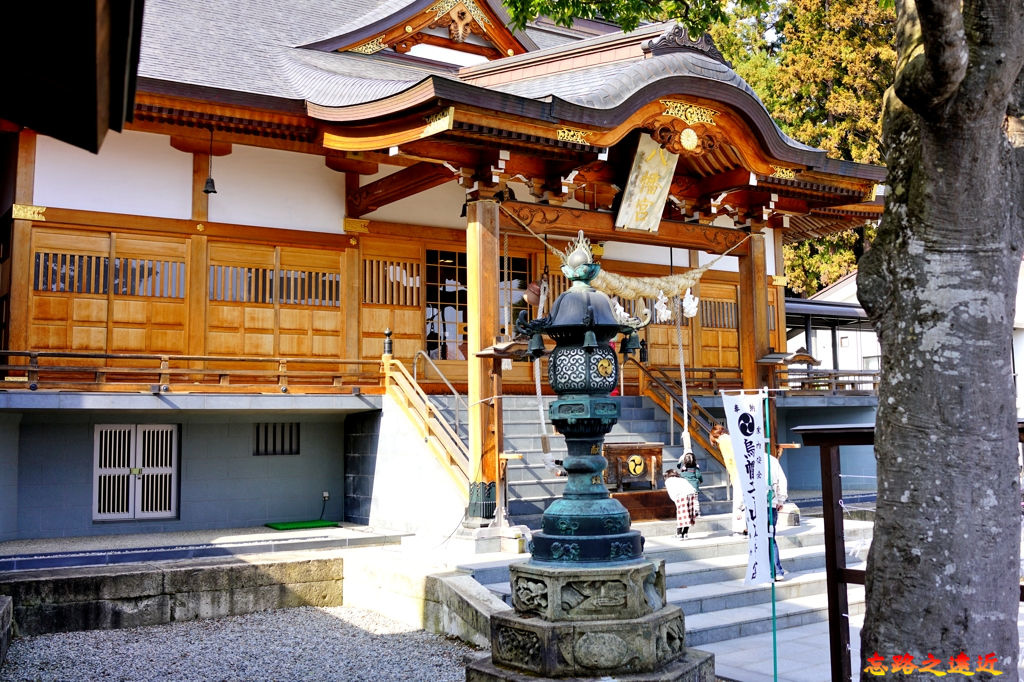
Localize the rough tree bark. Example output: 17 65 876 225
856 0 1024 679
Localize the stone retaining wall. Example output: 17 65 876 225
1 595 11 670
0 550 345 636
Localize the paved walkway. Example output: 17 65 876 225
5 522 1024 682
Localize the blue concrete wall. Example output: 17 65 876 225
693 396 878 496
775 403 878 493
0 415 21 541
14 414 347 539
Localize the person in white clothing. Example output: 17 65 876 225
768 450 789 580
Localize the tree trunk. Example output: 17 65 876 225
856 2 1024 678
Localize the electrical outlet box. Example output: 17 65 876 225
322 491 330 501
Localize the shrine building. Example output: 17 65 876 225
0 0 884 541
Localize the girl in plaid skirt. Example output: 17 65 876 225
665 452 702 538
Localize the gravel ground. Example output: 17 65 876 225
0 606 480 682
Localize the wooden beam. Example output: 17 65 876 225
347 162 458 217
325 153 378 175
170 135 232 156
13 205 357 250
500 200 750 255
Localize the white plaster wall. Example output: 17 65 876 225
698 249 738 272
209 145 346 232
1015 261 1024 328
34 131 192 219
602 242 689 268
368 394 466 535
1014 328 1024 418
361 165 468 229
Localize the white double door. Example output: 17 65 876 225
93 424 178 520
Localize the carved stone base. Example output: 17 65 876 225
465 647 716 681
488 605 686 677
508 560 665 622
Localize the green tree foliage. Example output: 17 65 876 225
712 0 895 296
503 0 766 34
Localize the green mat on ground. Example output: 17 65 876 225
265 520 339 530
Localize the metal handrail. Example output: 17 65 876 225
384 357 470 481
412 350 468 438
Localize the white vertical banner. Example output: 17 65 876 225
721 389 770 585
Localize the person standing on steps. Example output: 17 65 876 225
768 448 789 580
710 423 746 535
664 457 701 540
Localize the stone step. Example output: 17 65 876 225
685 585 867 647
667 562 865 617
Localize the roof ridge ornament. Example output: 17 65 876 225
641 24 733 68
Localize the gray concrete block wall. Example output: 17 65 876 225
775 404 878 491
343 410 381 525
13 414 347 539
0 415 21 542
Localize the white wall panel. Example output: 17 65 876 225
34 131 192 219
209 145 346 233
361 165 467 229
601 242 689 268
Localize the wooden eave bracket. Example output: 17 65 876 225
346 162 459 216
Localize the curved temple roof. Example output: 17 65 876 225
136 0 885 242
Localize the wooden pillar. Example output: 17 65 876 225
343 244 361 359
738 232 769 388
466 198 499 516
9 130 36 352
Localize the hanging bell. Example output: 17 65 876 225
528 333 546 358
583 329 598 349
203 177 217 194
623 331 641 354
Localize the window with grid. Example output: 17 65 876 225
424 250 530 360
254 422 300 455
209 265 275 303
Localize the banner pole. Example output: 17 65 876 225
764 388 778 682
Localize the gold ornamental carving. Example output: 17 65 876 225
343 218 370 233
12 204 46 221
426 0 492 27
643 116 723 157
423 107 454 136
350 36 387 54
660 100 719 126
770 166 796 180
557 127 592 144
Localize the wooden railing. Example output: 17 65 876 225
774 368 880 395
382 355 470 498
0 350 382 394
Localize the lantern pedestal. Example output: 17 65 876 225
467 232 714 681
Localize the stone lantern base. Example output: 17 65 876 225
465 559 715 681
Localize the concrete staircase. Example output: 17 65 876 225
429 394 733 527
466 514 873 648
